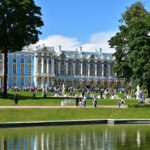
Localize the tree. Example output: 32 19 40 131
109 1 150 97
0 0 43 98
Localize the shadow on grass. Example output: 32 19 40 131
0 92 78 101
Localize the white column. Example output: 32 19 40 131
58 59 60 75
51 57 54 75
88 61 90 76
41 56 44 74
34 54 38 86
66 59 68 76
102 62 104 77
47 57 49 74
80 60 83 76
95 61 97 76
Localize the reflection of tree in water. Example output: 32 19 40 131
0 126 150 150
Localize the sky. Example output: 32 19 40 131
34 0 150 53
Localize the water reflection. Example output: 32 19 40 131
0 125 150 150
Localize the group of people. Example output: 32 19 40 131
118 98 125 108
75 96 97 108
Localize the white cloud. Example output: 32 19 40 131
82 31 116 53
37 35 80 51
36 31 117 53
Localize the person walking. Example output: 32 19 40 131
118 101 121 108
83 96 87 107
93 96 97 108
75 96 79 107
14 94 19 105
121 98 125 108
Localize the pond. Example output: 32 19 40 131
0 125 150 150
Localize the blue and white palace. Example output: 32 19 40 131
0 45 117 88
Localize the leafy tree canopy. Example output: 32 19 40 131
108 1 150 97
0 0 43 97
0 0 43 52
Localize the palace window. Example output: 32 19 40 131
13 64 16 74
21 76 24 86
28 55 31 63
54 60 58 75
13 77 16 86
75 61 80 75
60 61 65 76
83 61 88 75
38 56 41 64
0 62 2 73
28 77 31 87
49 59 51 74
28 64 31 75
21 64 24 74
90 61 95 76
44 59 47 73
21 55 24 63
97 61 102 76
110 63 114 77
68 61 73 76
104 63 108 77
13 55 16 63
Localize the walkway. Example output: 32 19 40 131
0 105 127 109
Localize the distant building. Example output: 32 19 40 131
0 45 118 88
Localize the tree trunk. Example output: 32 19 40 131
147 84 150 98
3 50 8 98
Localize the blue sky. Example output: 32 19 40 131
34 0 150 53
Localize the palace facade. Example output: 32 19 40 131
0 45 117 88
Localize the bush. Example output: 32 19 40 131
128 104 150 108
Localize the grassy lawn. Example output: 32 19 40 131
0 91 137 106
0 91 149 122
0 97 137 106
0 108 150 122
